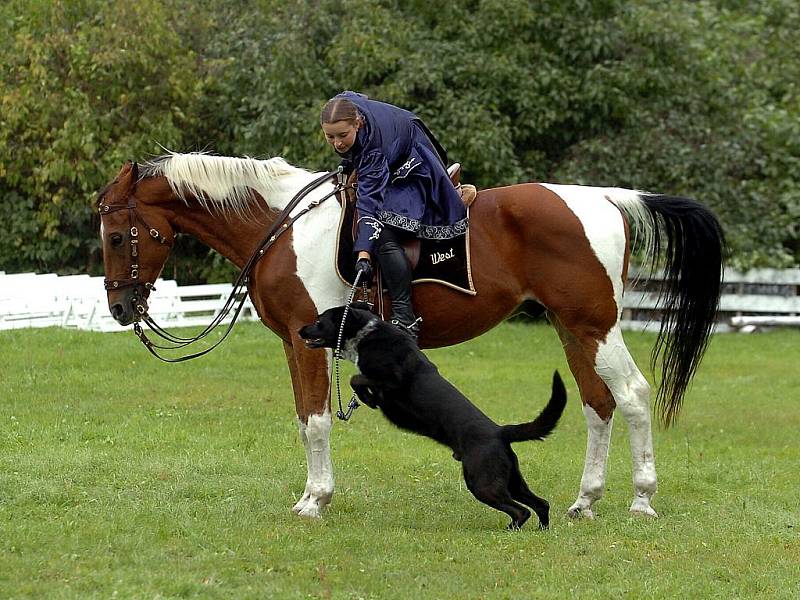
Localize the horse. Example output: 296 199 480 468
97 152 724 520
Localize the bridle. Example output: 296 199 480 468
99 167 173 317
99 162 349 362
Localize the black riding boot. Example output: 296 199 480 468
376 238 421 339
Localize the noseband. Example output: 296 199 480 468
98 186 173 315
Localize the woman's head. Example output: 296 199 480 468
320 97 361 154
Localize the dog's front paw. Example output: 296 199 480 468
350 375 383 408
351 385 379 409
359 390 380 409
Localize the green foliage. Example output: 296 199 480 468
557 0 800 267
1 0 798 279
0 0 221 274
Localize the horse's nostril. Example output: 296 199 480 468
110 303 125 320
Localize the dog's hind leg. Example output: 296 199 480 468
463 459 530 530
508 452 550 529
475 489 531 530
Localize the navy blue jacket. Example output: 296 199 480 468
333 92 467 254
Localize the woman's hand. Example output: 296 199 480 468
355 255 372 285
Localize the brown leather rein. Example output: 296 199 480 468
99 165 347 362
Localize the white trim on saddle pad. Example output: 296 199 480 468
334 202 477 296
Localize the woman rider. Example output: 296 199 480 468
320 91 468 339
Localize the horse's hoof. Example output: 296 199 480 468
629 500 658 518
296 503 324 519
293 491 332 518
292 494 311 514
566 505 595 520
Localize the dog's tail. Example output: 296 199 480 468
499 371 567 444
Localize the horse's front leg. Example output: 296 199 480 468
283 338 334 518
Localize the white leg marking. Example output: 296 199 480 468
595 327 658 517
568 405 613 520
293 410 334 518
544 184 658 516
292 419 314 514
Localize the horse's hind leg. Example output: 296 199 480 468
555 319 658 518
552 319 615 519
594 326 658 517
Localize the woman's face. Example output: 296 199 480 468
322 120 359 154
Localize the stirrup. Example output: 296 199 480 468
390 316 422 340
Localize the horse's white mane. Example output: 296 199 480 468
141 152 313 218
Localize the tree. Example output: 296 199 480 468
1 0 797 279
0 0 220 274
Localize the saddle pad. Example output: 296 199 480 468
335 199 476 295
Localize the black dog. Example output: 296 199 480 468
299 304 567 530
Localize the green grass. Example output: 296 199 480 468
1 322 798 599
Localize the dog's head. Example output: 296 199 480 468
298 302 376 349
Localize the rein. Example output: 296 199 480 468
333 271 370 421
101 166 346 362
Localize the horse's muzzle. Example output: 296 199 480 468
110 301 129 324
109 289 149 326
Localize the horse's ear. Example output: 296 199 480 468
123 160 139 193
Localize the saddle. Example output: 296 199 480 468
335 164 477 297
447 163 478 209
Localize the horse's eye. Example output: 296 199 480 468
110 233 124 248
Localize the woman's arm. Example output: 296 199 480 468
353 150 390 255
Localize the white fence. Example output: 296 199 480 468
621 268 800 333
0 271 258 332
1 268 798 333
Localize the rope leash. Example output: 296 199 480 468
333 271 370 421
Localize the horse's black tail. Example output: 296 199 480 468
500 371 567 444
611 192 726 427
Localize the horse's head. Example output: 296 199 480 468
98 161 175 326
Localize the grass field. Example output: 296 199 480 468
0 321 798 599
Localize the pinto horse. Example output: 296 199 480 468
97 153 724 520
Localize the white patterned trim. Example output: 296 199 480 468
390 157 421 182
377 211 469 240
